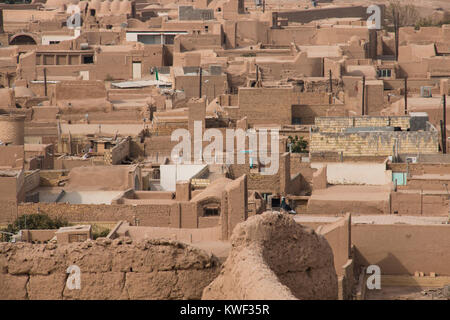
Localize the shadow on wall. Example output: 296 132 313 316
353 245 415 276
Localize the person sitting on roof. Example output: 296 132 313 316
281 197 296 214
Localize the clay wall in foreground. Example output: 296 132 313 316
0 238 220 299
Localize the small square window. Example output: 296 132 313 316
83 55 94 64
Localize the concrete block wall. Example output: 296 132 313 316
315 116 411 133
310 131 439 156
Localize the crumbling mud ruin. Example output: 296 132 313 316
203 212 338 300
0 238 220 299
0 213 337 300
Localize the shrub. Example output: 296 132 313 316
287 135 308 153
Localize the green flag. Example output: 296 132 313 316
155 67 159 81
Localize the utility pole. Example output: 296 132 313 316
255 64 259 83
444 94 447 154
199 66 202 98
361 76 366 115
404 77 408 115
44 68 48 97
329 69 333 95
394 11 400 61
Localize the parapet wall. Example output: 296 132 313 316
276 5 377 24
353 224 450 275
0 238 220 299
315 116 411 133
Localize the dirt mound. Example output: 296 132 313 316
202 212 338 300
0 238 220 300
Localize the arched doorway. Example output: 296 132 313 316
10 34 37 45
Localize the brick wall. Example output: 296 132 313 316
315 116 411 132
18 202 172 227
310 131 439 156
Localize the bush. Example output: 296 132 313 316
0 214 69 242
104 74 114 81
91 224 110 240
287 135 308 153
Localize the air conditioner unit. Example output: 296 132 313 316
406 157 417 163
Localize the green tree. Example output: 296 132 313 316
2 214 69 235
287 135 308 153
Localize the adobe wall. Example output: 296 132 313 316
390 191 448 216
174 74 227 101
176 34 222 52
229 164 280 194
292 104 330 124
317 214 351 277
23 169 39 194
109 138 130 165
235 20 269 47
321 162 391 185
312 165 327 190
0 171 24 223
17 202 173 227
0 145 24 169
276 6 374 24
0 114 25 145
52 80 107 102
238 87 293 126
258 52 323 79
66 166 132 191
353 224 450 275
20 229 56 243
307 195 390 215
268 26 369 46
0 238 220 299
289 157 316 195
202 212 338 300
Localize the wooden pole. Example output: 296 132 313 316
404 77 408 115
362 76 366 115
199 66 202 98
444 95 447 154
329 69 333 94
44 68 47 97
